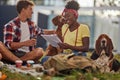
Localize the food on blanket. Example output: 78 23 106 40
15 60 23 68
43 68 56 76
0 72 7 80
27 60 34 67
27 63 31 67
20 66 31 70
36 67 43 72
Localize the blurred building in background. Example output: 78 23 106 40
0 0 120 52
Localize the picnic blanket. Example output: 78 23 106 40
43 53 97 72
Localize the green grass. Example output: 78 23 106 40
1 53 120 80
1 67 37 80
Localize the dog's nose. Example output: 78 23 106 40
102 40 105 43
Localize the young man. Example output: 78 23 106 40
2 0 45 64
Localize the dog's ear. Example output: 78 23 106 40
95 37 102 55
108 38 114 51
106 37 114 57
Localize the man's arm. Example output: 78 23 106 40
43 29 55 35
10 39 36 50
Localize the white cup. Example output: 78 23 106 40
27 60 34 67
15 60 23 68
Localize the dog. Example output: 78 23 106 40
46 15 64 56
91 34 120 72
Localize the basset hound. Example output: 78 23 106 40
91 34 120 72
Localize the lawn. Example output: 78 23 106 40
1 52 120 80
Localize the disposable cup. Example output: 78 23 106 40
15 60 23 68
27 60 34 67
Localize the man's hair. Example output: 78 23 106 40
16 0 34 14
65 0 80 11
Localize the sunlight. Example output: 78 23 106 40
77 0 94 7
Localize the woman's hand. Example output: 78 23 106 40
58 43 70 49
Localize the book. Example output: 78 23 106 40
41 34 62 47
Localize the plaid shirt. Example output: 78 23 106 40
3 17 41 51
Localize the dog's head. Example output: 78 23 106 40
95 34 113 57
52 15 65 27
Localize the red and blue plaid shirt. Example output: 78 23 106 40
3 17 42 51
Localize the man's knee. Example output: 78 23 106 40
0 41 3 46
0 53 2 60
0 42 5 51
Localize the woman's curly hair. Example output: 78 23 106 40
65 0 80 11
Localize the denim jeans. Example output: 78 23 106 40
40 56 50 65
72 50 87 56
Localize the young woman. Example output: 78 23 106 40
41 0 90 65
58 0 90 56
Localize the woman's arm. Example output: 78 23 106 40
58 37 89 52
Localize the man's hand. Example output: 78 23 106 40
24 39 36 46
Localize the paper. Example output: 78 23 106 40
41 34 62 47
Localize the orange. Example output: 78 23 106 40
0 74 7 80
